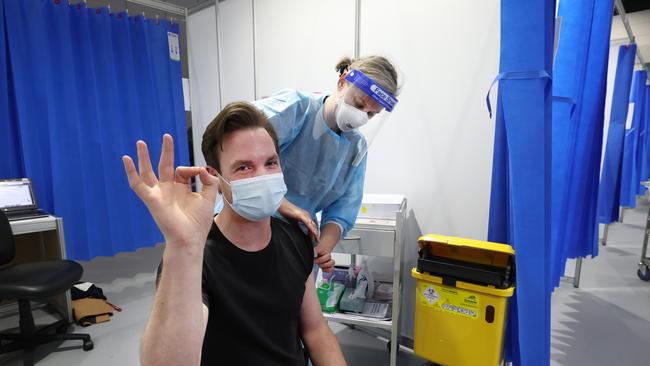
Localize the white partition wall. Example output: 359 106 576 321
359 0 500 340
217 0 256 103
253 0 356 98
360 0 499 239
187 5 221 167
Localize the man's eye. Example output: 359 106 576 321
236 165 250 171
266 160 279 167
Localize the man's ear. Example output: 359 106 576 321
206 165 218 177
205 166 222 194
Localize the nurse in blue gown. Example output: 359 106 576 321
221 56 400 273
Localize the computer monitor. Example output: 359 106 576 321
0 178 38 212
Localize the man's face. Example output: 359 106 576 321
215 127 281 203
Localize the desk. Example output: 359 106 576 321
2 216 73 323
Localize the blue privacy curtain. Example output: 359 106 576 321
636 84 650 195
487 0 554 364
0 0 22 179
550 0 613 286
646 86 650 176
0 0 188 260
635 79 649 195
597 44 637 224
620 70 648 208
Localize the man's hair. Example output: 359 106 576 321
201 101 279 173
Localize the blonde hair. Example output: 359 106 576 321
335 55 399 96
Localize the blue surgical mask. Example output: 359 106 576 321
218 172 287 221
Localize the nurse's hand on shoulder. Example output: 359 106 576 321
122 134 219 249
278 198 320 241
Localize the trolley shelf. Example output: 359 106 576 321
323 312 392 330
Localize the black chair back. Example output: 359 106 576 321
0 210 15 265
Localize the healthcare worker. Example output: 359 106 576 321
254 56 400 273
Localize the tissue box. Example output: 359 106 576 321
339 288 365 313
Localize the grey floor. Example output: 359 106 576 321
1 201 650 365
550 199 650 366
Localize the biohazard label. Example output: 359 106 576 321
421 285 440 305
418 283 480 320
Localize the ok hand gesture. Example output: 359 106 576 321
122 134 219 249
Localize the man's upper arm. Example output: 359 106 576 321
300 273 327 334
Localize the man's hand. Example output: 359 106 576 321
122 134 219 249
278 198 320 241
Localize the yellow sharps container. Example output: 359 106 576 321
412 234 515 366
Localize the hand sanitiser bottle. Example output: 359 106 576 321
317 278 344 313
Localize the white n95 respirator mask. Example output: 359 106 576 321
219 173 287 221
335 97 369 132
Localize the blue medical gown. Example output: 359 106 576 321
254 89 368 237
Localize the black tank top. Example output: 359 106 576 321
199 218 313 365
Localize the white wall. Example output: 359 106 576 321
253 0 355 98
358 0 500 341
187 5 220 168
217 0 256 103
187 0 501 341
360 0 499 240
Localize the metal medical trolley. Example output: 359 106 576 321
638 182 650 281
323 195 406 366
604 183 650 282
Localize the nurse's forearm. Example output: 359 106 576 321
278 198 319 239
319 223 342 252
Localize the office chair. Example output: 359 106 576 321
0 211 93 366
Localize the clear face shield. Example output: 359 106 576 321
336 69 398 165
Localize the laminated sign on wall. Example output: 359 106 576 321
168 32 180 61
